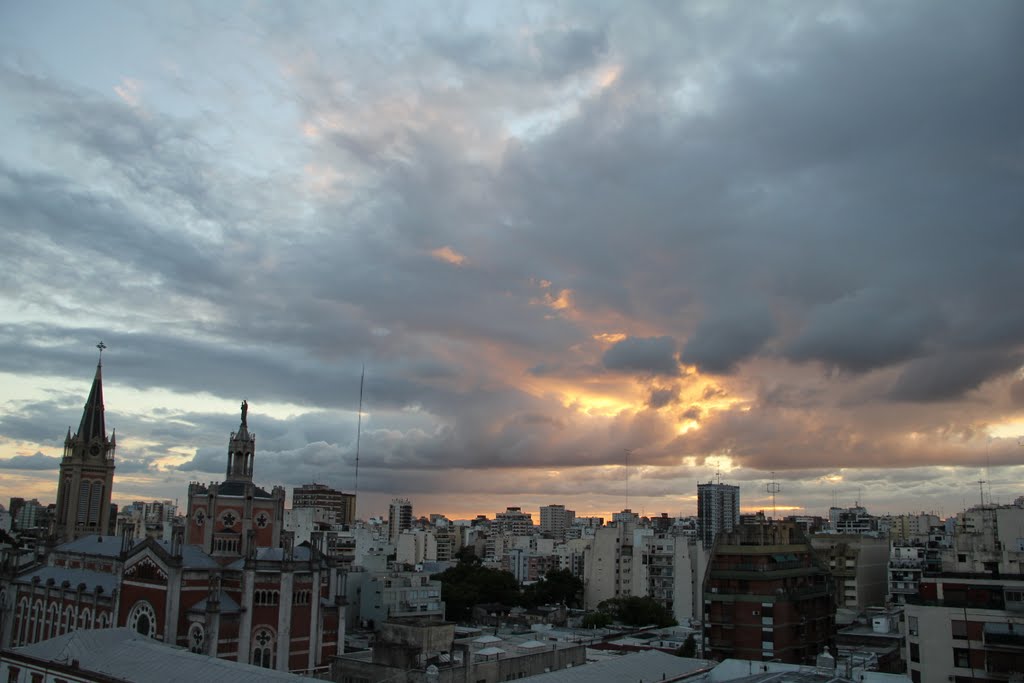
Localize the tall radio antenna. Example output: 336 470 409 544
766 472 781 520
354 365 364 518
624 449 632 511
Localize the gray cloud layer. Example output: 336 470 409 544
1 1 1023 517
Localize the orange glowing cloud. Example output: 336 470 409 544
431 246 467 266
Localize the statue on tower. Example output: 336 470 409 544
241 399 248 427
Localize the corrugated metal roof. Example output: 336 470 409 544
56 535 122 557
14 628 324 682
521 650 713 683
15 566 119 594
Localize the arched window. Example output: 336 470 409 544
251 627 276 669
32 599 43 643
48 603 60 638
17 597 29 645
63 605 75 634
79 607 92 629
127 600 157 638
98 612 109 628
89 481 104 525
188 623 205 654
77 480 90 523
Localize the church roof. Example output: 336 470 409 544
56 535 122 557
188 590 241 614
76 362 107 444
15 565 119 594
151 540 221 569
13 628 325 682
214 480 274 498
223 545 314 569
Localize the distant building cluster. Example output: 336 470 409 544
4 359 1024 682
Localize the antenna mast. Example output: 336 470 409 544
766 472 781 520
354 365 364 518
624 449 632 511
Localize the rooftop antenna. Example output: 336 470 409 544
715 460 722 485
766 472 781 520
623 449 632 511
978 479 986 509
354 365 364 518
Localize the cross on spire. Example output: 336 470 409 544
97 341 107 365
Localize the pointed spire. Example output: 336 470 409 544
76 361 106 444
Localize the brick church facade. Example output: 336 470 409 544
0 364 346 674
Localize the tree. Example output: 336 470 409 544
595 596 677 627
432 556 522 623
676 633 697 658
522 568 583 608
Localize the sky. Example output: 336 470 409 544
1 1 1023 523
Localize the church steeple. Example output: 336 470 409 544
53 348 117 543
76 361 107 446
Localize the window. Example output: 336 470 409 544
127 600 157 638
8 667 20 683
908 616 918 636
910 668 921 683
952 620 968 639
910 642 920 663
954 648 970 668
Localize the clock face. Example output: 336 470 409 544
90 444 100 456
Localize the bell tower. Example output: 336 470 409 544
53 344 116 543
226 400 255 481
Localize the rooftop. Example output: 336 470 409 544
11 628 324 682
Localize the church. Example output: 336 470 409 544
0 360 347 674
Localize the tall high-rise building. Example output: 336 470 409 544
388 498 413 544
293 483 356 526
539 504 575 540
53 359 116 543
697 481 740 549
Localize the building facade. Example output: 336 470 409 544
697 482 739 549
292 483 355 527
702 520 835 664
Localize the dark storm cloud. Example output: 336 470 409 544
784 290 944 373
0 453 60 470
888 351 1024 403
647 387 678 409
603 336 679 376
2 1 1024 516
681 302 776 374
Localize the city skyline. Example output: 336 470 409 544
2 2 1023 522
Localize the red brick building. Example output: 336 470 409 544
702 520 835 664
0 374 346 675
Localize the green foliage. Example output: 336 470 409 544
432 556 522 623
522 568 583 608
595 596 677 627
676 633 697 658
581 611 613 629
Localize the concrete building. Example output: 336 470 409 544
292 483 355 527
539 504 575 541
52 361 116 543
388 499 413 545
697 482 739 549
702 520 835 664
810 534 890 610
632 530 708 624
352 570 444 628
332 620 586 683
905 573 1024 682
491 507 534 536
